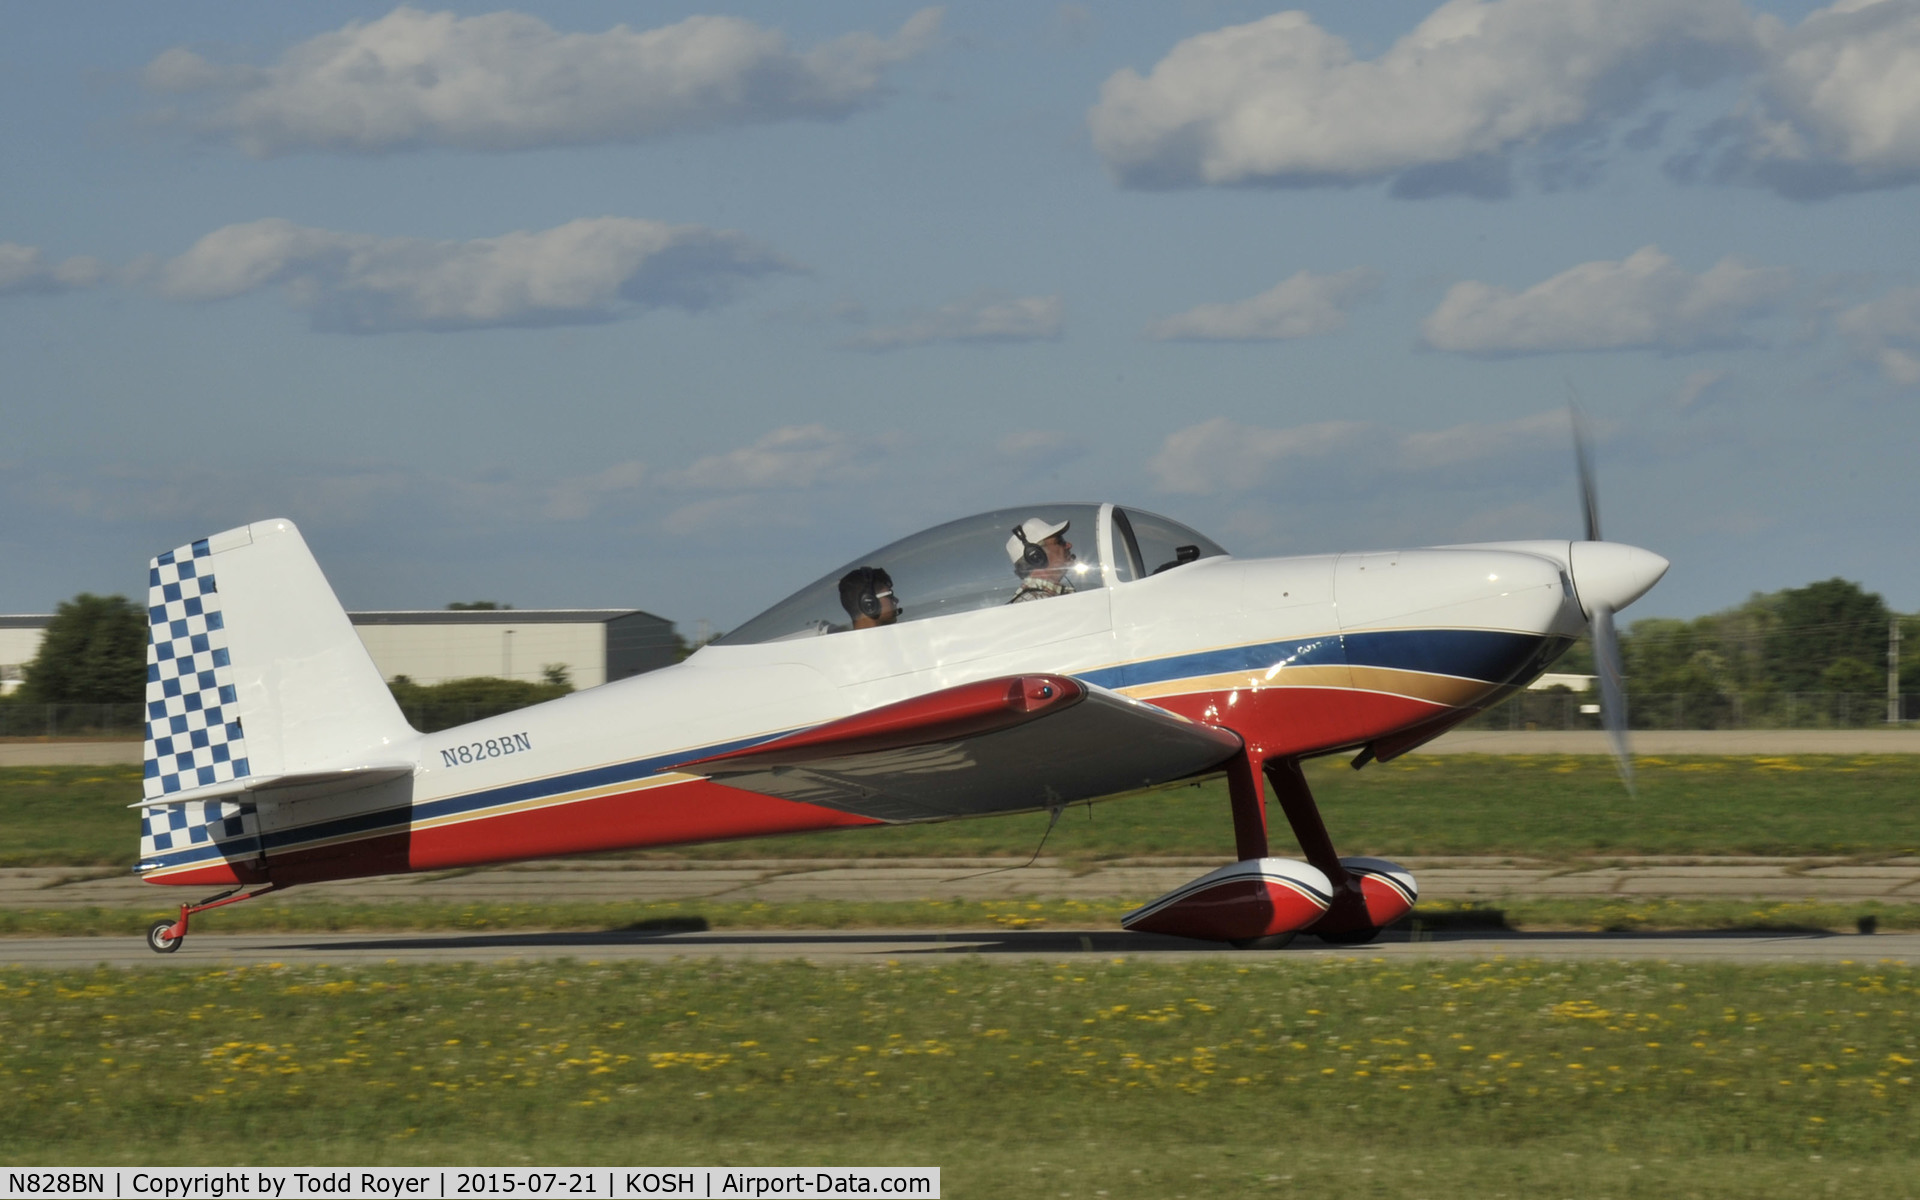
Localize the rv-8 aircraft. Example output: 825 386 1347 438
134 478 1665 952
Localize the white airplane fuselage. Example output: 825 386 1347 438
135 511 1664 893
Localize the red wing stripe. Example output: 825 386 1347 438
678 675 1084 771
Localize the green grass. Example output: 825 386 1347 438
4 896 1917 939
0 766 147 866
1 958 1914 1197
9 755 1920 868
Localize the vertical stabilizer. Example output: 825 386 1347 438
142 519 414 800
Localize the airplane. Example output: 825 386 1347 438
133 465 1665 953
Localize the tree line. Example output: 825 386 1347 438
1554 577 1914 700
7 578 1915 717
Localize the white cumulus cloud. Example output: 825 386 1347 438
659 426 863 491
1671 368 1732 408
1145 268 1381 341
145 6 942 156
0 243 107 295
1087 0 1756 193
995 429 1085 462
841 293 1063 351
1148 418 1371 495
1420 246 1792 355
655 425 895 533
1835 286 1920 385
1148 411 1571 496
152 216 796 333
542 460 647 521
1704 0 1920 196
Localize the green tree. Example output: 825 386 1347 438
1554 637 1595 675
387 674 572 733
21 594 147 704
1762 578 1891 693
1621 618 1713 693
1821 656 1882 696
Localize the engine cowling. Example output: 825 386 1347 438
1121 858 1331 943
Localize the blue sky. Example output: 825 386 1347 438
5 1 1919 633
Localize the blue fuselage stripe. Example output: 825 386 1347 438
1342 629 1550 682
141 629 1555 874
1083 629 1547 692
139 730 784 874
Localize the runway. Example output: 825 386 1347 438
5 926 1915 969
9 853 1919 910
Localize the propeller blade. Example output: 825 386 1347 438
1591 601 1634 795
1572 407 1601 543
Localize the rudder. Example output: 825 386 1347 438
142 518 414 801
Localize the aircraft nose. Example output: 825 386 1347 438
1568 542 1669 617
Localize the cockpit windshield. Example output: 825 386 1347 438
716 503 1227 645
1110 506 1228 581
719 505 1105 644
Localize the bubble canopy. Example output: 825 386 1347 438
717 503 1228 645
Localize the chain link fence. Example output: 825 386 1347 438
1464 690 1920 731
0 704 146 739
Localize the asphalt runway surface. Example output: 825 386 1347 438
6 927 1916 969
10 855 1920 911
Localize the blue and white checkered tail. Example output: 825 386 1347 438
137 518 414 805
144 535 250 799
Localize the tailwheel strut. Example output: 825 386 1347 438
146 883 280 954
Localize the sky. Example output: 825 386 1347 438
6 0 1920 634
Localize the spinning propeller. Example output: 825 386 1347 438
1568 409 1662 794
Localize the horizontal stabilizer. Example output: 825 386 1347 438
680 675 1241 823
130 763 415 809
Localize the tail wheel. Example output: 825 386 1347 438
1230 932 1297 951
146 920 183 954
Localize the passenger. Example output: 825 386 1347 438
1006 517 1076 603
838 566 901 629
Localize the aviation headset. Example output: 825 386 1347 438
843 567 895 620
1011 526 1050 571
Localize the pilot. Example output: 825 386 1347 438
838 566 901 629
1006 517 1076 603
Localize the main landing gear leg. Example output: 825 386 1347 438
146 884 280 954
1220 753 1294 950
1263 757 1378 944
1121 751 1331 947
1225 751 1270 862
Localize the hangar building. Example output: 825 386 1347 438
0 608 679 695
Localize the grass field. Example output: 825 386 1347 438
1 958 1913 1197
7 755 1920 868
4 896 1919 939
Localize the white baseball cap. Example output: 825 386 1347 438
1006 516 1070 564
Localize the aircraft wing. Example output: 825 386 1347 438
677 674 1242 823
